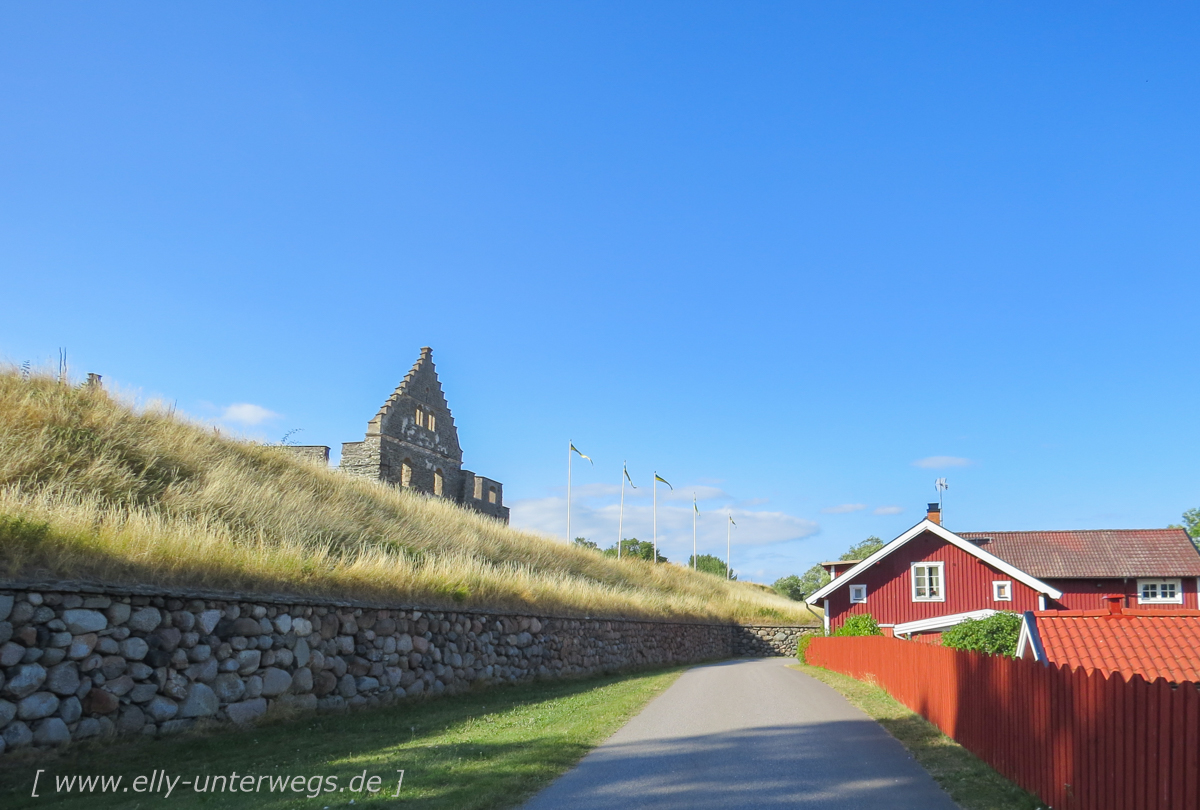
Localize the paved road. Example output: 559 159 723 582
522 657 959 809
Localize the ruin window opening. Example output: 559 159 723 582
434 468 444 497
401 459 413 488
488 486 498 504
474 478 484 500
415 408 425 428
427 413 436 431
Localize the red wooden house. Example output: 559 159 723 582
806 504 1200 639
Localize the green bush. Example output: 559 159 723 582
689 553 736 580
941 612 1021 657
831 613 883 637
795 633 817 663
602 538 668 563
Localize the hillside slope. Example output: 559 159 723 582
0 371 817 624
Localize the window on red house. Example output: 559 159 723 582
911 562 944 601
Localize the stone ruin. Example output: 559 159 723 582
337 347 509 522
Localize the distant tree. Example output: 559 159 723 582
688 553 736 580
604 538 667 563
772 574 806 601
783 536 883 606
831 613 882 637
941 612 1021 657
795 563 831 597
840 536 884 561
1169 509 1200 551
572 537 599 552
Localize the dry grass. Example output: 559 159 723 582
0 370 817 625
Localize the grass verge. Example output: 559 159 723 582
0 666 685 809
791 663 1043 810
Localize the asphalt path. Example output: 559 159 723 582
521 657 960 809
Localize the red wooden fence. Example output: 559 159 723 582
806 636 1200 810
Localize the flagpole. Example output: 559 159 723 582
727 514 732 580
566 440 572 543
692 495 697 570
652 473 657 563
618 462 625 560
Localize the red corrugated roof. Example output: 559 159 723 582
1033 609 1200 683
957 528 1200 578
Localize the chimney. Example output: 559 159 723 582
86 373 102 390
927 503 941 525
1103 594 1124 616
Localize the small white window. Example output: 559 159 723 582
428 413 436 431
911 562 945 602
415 408 425 428
849 584 867 604
1138 578 1182 604
992 581 1012 601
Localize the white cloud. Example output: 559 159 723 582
221 403 280 426
821 503 867 514
912 456 973 469
562 482 730 503
873 505 904 515
509 496 819 556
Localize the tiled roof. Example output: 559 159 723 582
957 528 1200 578
1033 610 1200 683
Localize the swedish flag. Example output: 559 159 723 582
654 473 672 490
571 444 593 465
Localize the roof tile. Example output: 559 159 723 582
1034 610 1200 683
958 528 1200 578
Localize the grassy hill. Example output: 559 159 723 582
0 371 818 625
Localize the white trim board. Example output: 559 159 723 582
893 609 998 637
805 519 1063 605
1015 612 1046 663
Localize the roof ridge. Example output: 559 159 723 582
961 528 1184 534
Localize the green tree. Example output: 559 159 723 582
831 613 883 636
795 563 831 596
772 574 806 601
840 535 884 561
941 612 1022 657
572 537 599 552
688 553 736 580
603 538 667 563
1169 508 1200 551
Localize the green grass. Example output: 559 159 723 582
0 370 815 625
791 664 1044 810
0 666 685 809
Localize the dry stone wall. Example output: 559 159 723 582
0 587 815 756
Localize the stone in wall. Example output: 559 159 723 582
0 587 814 756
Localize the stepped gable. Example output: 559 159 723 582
340 347 508 523
366 346 462 462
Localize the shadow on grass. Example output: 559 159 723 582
0 667 685 809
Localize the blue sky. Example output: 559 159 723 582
2 3 1198 584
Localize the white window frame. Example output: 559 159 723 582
911 562 945 602
992 580 1012 602
1137 578 1183 604
849 584 867 604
